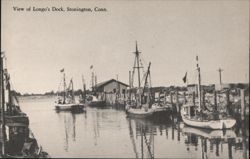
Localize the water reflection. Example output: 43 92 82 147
19 97 249 158
127 115 173 159
56 110 86 152
127 114 248 159
181 124 237 159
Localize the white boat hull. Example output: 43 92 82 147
126 107 154 118
181 109 236 129
55 103 85 111
180 123 237 139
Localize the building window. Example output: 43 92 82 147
113 89 116 93
122 89 125 94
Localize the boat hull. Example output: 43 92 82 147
181 117 236 129
180 123 237 139
88 101 106 107
126 108 154 118
55 103 85 111
5 115 29 126
181 109 236 130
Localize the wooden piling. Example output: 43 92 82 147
240 89 245 121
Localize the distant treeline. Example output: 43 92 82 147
13 83 249 96
18 89 86 97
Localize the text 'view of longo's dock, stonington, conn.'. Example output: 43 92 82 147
1 0 249 158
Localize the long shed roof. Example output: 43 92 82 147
95 79 129 88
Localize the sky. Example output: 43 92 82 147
1 0 249 94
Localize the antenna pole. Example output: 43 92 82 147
218 68 223 85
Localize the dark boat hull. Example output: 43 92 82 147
88 101 106 107
5 115 29 126
55 103 85 111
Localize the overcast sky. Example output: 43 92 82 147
2 0 249 94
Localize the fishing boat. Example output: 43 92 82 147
55 69 85 111
85 68 106 107
180 123 236 139
0 52 49 158
4 70 29 126
79 75 86 104
86 94 106 107
152 94 171 111
126 42 155 118
181 56 236 129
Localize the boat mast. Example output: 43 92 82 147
0 51 6 156
91 72 94 92
63 71 66 104
196 56 202 112
135 41 141 88
142 62 151 98
129 71 132 102
71 78 75 103
5 71 12 115
82 75 84 93
133 41 142 106
82 75 85 99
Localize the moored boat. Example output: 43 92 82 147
126 42 155 118
181 104 236 129
55 103 85 111
181 56 236 129
126 105 155 118
180 123 237 139
86 95 106 107
0 52 49 158
55 69 85 111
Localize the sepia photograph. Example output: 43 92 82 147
1 0 249 158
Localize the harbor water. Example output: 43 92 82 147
19 96 249 158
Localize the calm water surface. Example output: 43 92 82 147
19 96 249 158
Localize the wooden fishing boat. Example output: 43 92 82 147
55 103 84 111
126 106 155 118
5 114 29 126
86 95 106 107
126 42 155 118
181 56 236 129
180 123 237 139
0 52 49 158
55 69 85 111
181 104 236 129
151 103 169 112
